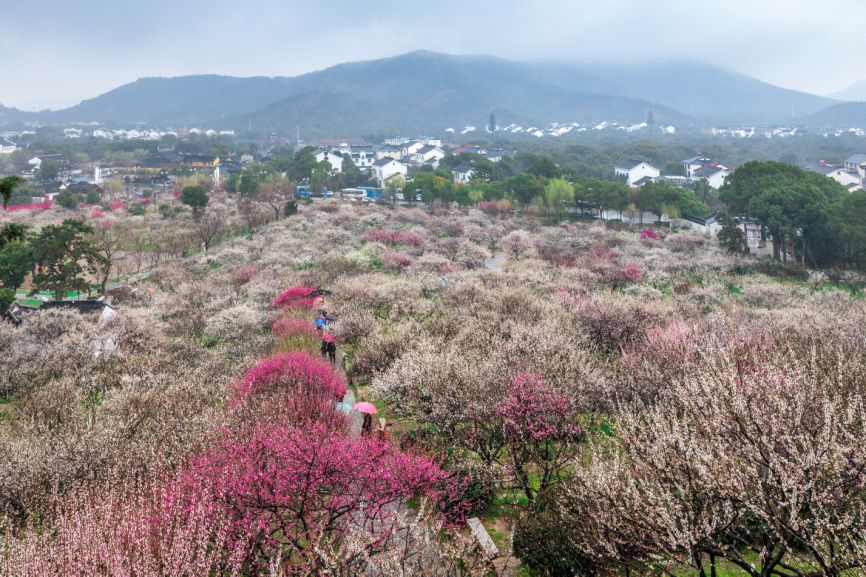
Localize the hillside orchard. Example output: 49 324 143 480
0 200 865 576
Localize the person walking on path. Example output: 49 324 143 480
362 413 373 437
327 339 337 365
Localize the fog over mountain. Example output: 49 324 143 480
830 80 866 102
3 0 865 111
0 52 852 135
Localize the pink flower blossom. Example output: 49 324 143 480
618 261 645 284
383 250 414 268
7 200 53 212
230 264 259 287
271 286 317 310
233 350 347 401
496 373 581 443
640 228 660 241
271 317 319 339
362 229 422 246
172 423 459 570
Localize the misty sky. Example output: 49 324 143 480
2 0 864 110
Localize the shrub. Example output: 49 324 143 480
234 350 347 401
229 265 258 289
361 229 422 246
174 423 459 571
383 250 414 269
617 261 645 285
640 228 660 241
514 496 602 577
55 190 80 210
271 286 317 310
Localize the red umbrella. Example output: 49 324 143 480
353 402 378 415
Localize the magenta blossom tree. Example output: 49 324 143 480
234 350 347 401
496 373 583 501
271 286 318 310
174 423 459 575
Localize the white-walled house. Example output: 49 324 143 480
371 158 407 185
314 149 344 173
683 155 714 178
452 162 475 184
403 141 425 157
413 145 445 167
350 145 377 169
614 161 660 187
844 154 866 179
376 144 403 161
0 140 17 154
692 165 732 189
681 155 732 189
808 163 863 191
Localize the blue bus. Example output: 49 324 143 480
357 186 384 200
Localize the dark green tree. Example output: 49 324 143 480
0 287 14 312
0 176 25 210
0 240 34 291
0 223 30 248
719 161 803 215
528 157 560 179
238 173 260 196
30 220 104 299
56 190 81 210
37 160 59 181
504 174 544 206
833 190 866 270
339 155 365 188
85 188 102 204
716 213 749 254
180 185 208 217
225 173 239 193
309 162 331 194
291 151 318 182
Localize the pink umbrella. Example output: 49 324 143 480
354 402 378 415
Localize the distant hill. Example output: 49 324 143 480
805 102 866 128
46 75 298 125
0 51 845 134
577 61 836 123
231 52 688 135
829 80 866 102
0 104 34 125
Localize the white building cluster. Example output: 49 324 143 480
807 155 866 192
614 155 733 190
311 137 449 185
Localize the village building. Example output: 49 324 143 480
375 144 403 161
843 154 866 179
371 158 407 185
807 162 863 192
349 145 377 169
313 148 345 173
412 145 445 167
614 160 660 187
0 139 18 154
452 162 475 184
681 155 732 189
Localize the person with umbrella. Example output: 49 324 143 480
354 402 377 437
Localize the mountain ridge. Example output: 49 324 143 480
0 51 848 134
